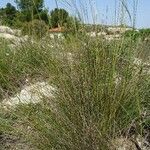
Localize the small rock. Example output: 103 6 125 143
111 137 137 150
1 81 55 108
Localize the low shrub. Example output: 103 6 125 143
22 19 48 38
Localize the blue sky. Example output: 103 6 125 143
0 0 149 28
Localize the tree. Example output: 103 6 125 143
50 8 69 28
15 0 48 23
0 3 17 26
0 8 5 24
65 16 80 32
15 0 43 12
34 9 49 24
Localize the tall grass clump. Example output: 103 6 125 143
0 0 149 149
6 33 148 150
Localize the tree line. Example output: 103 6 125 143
0 0 80 31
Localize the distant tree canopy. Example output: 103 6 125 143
0 3 17 26
50 8 69 28
15 0 48 23
15 0 43 12
0 1 81 35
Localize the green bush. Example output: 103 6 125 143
22 19 48 38
124 28 150 41
123 30 140 41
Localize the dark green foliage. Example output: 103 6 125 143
65 16 80 33
123 30 140 41
0 2 75 30
38 9 49 24
50 8 69 28
15 0 43 12
0 3 17 26
15 0 49 24
124 28 150 41
139 28 150 39
5 3 17 24
0 8 5 24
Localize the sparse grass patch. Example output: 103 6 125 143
0 37 57 99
